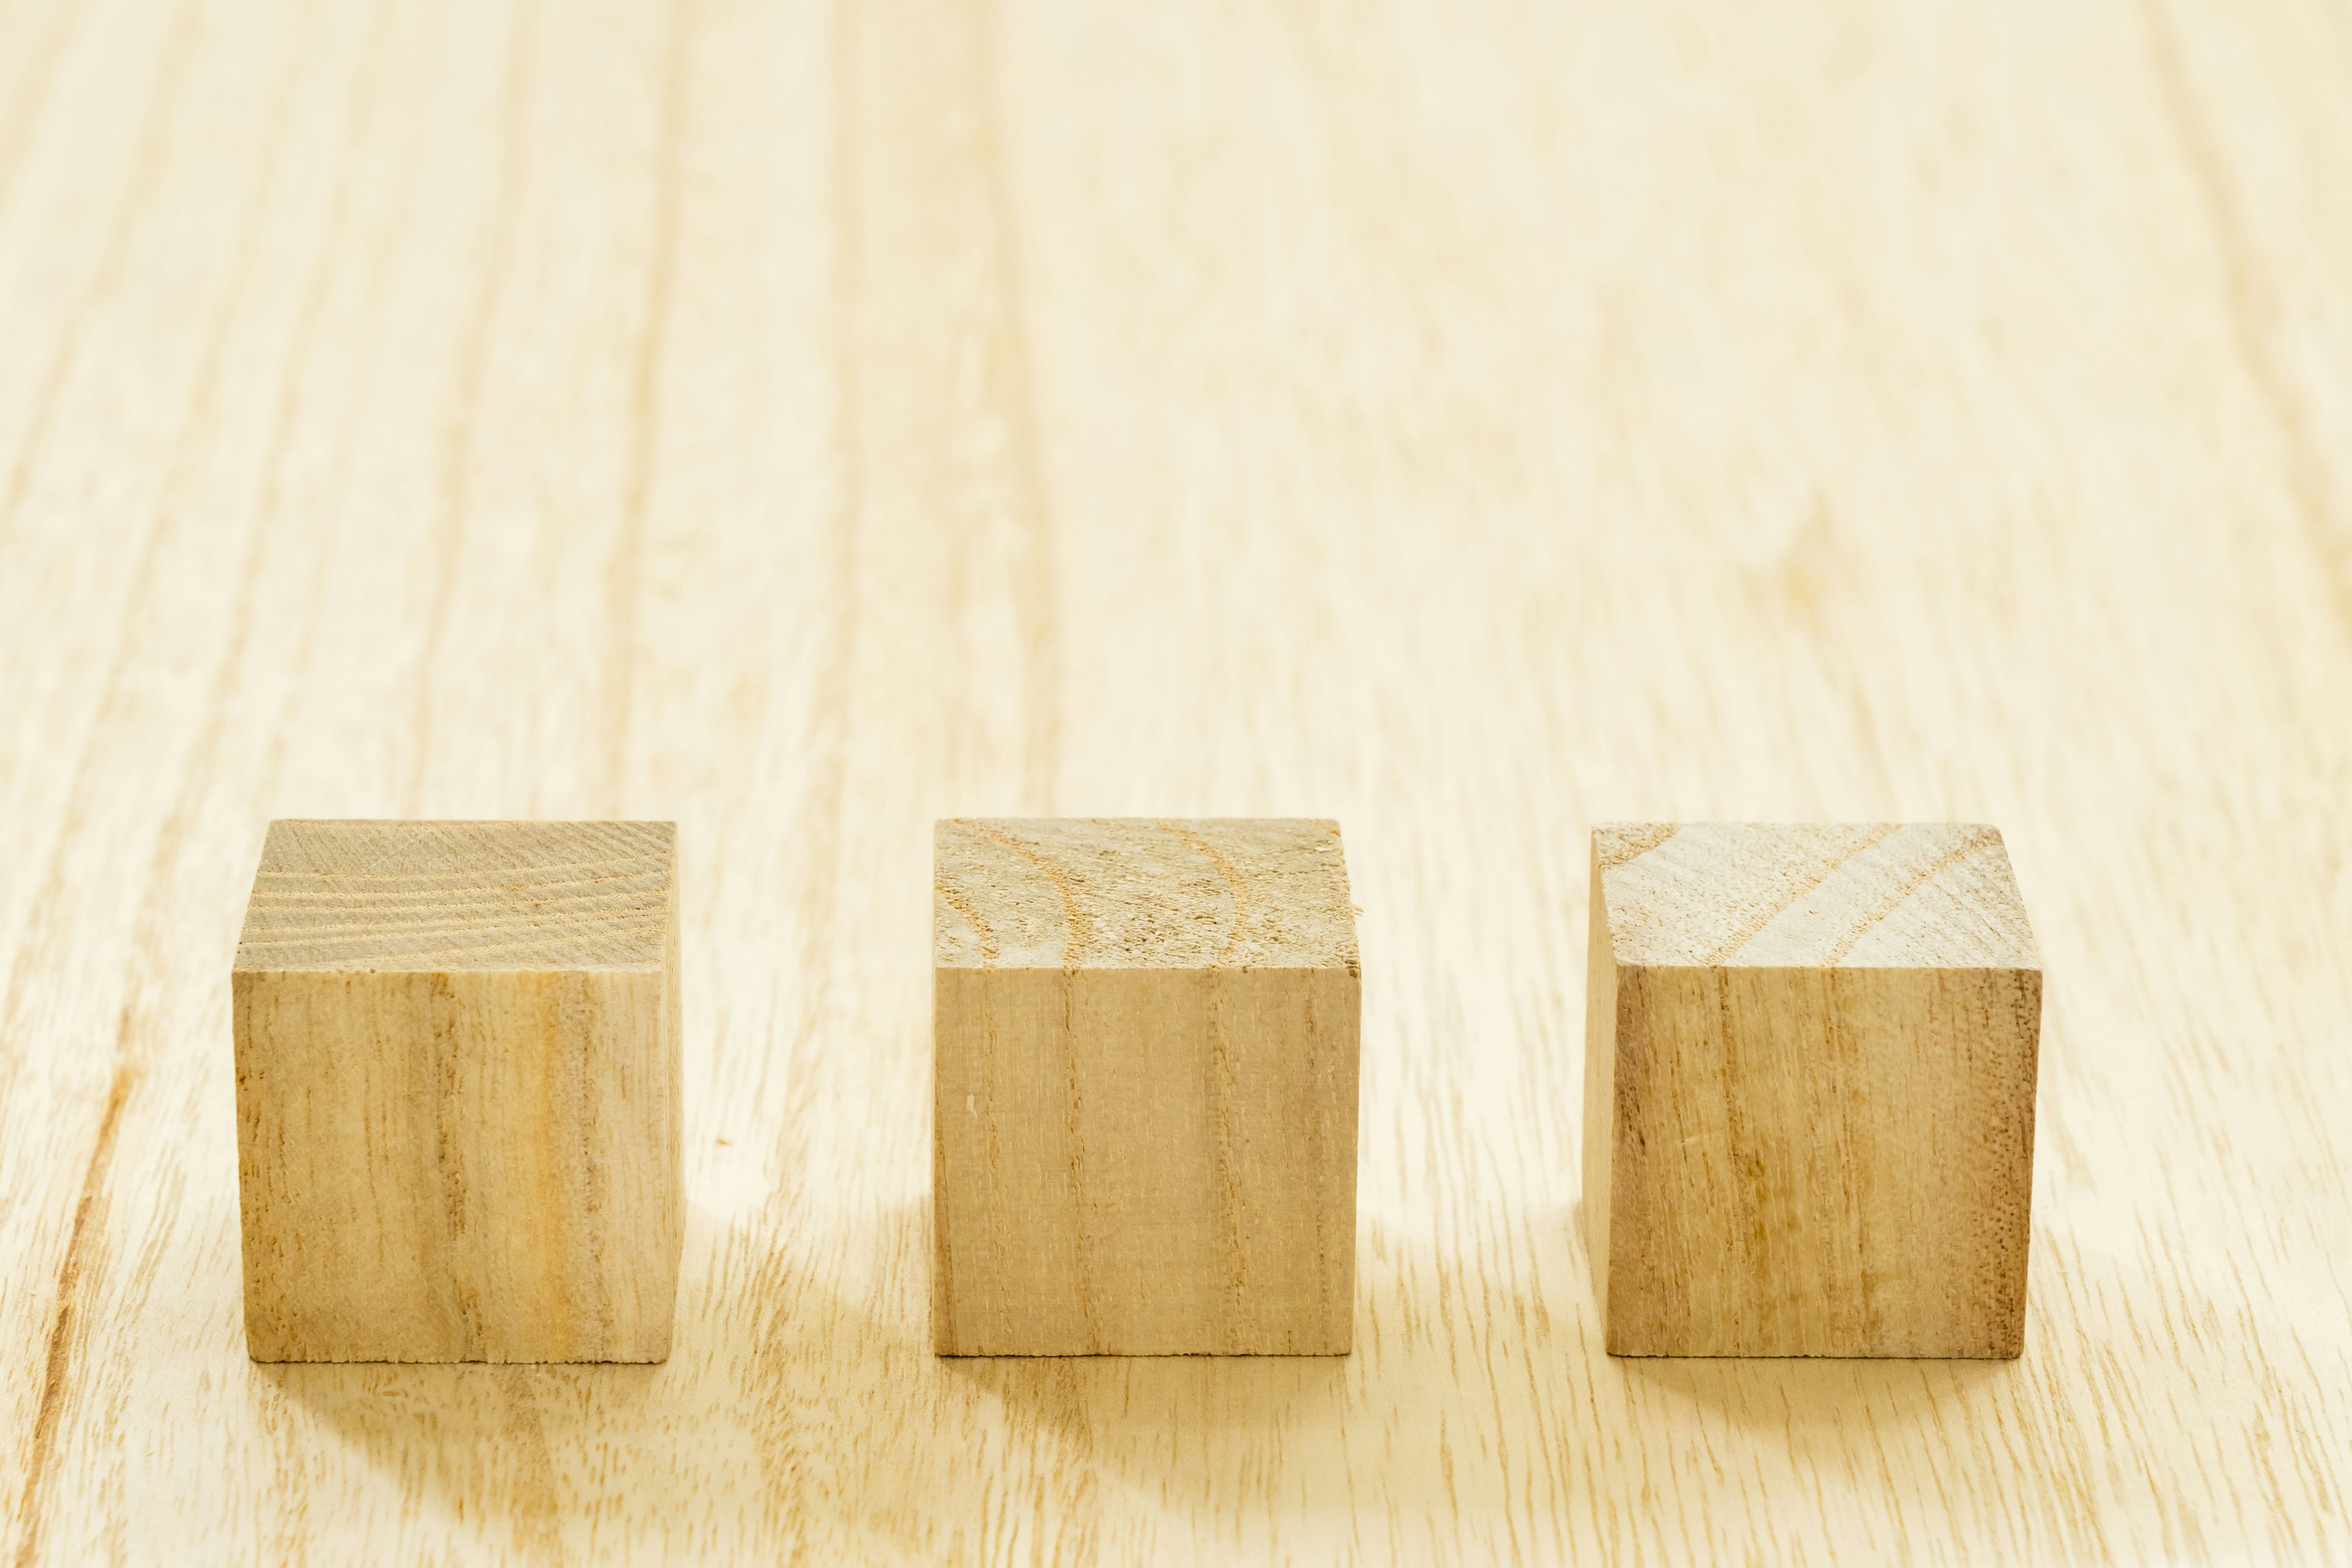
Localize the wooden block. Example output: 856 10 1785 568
232 820 683 1363
932 818 1361 1355
1584 823 2041 1358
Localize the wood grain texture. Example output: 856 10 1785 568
932 818 1359 1355
1585 823 2041 1358
233 820 683 1362
4 0 2351 1561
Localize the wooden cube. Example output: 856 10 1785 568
932 818 1361 1355
232 820 682 1363
1584 823 2041 1358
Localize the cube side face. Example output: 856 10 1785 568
935 965 1360 1355
1604 962 2039 1356
235 964 680 1362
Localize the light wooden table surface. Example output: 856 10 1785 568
4 1 2350 1561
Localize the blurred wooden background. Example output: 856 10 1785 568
4 0 2349 1560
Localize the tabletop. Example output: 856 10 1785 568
4 0 2350 1561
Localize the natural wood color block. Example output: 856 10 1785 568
933 818 1361 1355
232 820 683 1363
1585 823 2041 1359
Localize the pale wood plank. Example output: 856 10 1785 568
2 0 2349 1561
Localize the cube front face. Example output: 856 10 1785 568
933 819 1361 1355
1586 823 2041 1359
232 821 682 1363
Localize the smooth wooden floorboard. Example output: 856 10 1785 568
3 0 2350 1561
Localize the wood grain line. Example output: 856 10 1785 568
0 0 198 558
254 852 668 880
10 1054 134 1568
964 820 1095 965
246 0 445 813
249 875 668 905
785 0 863 1047
934 878 998 967
250 884 665 913
1161 815 1258 1335
970 0 1061 812
2136 0 2352 643
0 0 85 225
741 0 864 1265
238 911 666 946
1699 825 1899 965
253 856 667 886
1206 967 1250 1336
1817 832 1992 967
405 0 539 816
604 0 698 816
1596 824 1679 872
1158 819 1251 965
1057 972 1104 1352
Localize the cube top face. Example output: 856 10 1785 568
1587 823 2041 1359
933 818 1362 1355
934 817 1357 972
235 819 674 972
233 820 681 1363
1593 822 2037 971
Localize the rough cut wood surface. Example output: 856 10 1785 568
933 818 1359 1355
1585 823 2041 1359
4 0 2351 1561
233 820 682 1363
